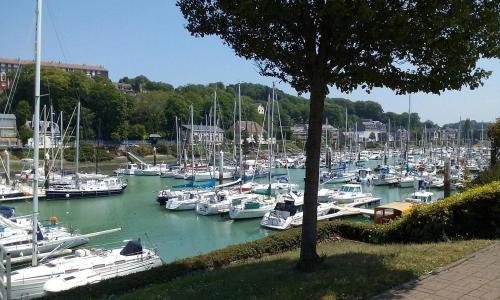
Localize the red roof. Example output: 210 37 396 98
0 58 107 72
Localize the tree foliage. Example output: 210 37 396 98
177 0 500 271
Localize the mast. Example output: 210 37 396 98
213 90 217 178
175 116 179 165
50 104 54 162
190 104 194 179
75 100 81 176
32 0 42 267
405 94 411 167
238 83 243 180
60 111 63 176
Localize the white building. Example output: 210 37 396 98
182 125 224 145
356 119 386 142
256 104 265 115
27 120 62 149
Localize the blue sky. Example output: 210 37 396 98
1 0 498 125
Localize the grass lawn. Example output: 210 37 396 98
111 239 493 300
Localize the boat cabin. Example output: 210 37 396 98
374 202 414 224
339 184 363 194
406 190 434 204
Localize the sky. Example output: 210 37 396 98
1 0 498 125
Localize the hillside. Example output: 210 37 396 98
2 69 438 141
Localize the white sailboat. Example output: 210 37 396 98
11 240 161 299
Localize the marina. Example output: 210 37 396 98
5 163 445 262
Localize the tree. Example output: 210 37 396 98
15 100 31 128
488 119 500 167
128 124 147 140
18 124 32 146
178 0 499 271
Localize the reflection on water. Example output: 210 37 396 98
9 161 443 262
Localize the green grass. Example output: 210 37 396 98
112 239 493 300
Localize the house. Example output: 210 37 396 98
256 104 265 115
182 125 224 145
230 121 267 143
291 123 338 143
26 120 62 149
114 82 134 94
356 119 386 142
0 114 19 148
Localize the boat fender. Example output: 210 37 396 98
49 216 58 225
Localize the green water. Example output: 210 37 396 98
8 165 444 262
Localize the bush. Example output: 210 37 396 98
469 165 500 187
44 181 500 300
64 143 113 162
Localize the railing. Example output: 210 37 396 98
0 245 11 300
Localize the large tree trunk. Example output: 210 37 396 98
297 78 326 271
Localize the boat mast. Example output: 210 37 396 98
75 100 81 178
190 104 194 179
213 90 217 178
405 94 411 169
32 0 42 267
60 111 63 176
175 116 179 165
238 83 243 181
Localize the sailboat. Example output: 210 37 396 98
45 101 127 200
10 3 162 298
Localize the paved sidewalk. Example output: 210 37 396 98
374 242 500 300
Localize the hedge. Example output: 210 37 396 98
43 181 500 299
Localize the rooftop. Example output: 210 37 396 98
182 125 224 133
0 58 108 72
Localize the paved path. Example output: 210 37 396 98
374 242 500 300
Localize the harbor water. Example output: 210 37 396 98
8 164 444 263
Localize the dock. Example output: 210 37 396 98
0 185 46 202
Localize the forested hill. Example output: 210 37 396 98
3 68 435 142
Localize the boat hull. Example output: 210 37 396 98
45 188 124 200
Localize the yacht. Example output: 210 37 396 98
329 184 373 204
406 190 436 204
195 190 232 215
165 190 205 210
260 193 333 230
11 240 162 299
398 175 416 188
356 168 373 183
320 171 357 184
228 194 275 219
0 221 88 258
114 163 139 175
46 177 127 200
134 164 168 176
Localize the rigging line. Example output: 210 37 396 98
44 106 77 179
46 0 69 63
5 63 23 114
251 100 268 183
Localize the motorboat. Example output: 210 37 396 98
11 240 161 299
260 193 333 230
406 190 436 204
165 190 205 210
228 194 275 219
329 184 373 204
195 190 232 215
398 175 416 188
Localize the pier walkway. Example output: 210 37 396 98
373 241 500 299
